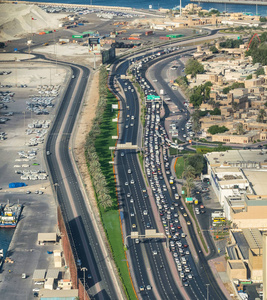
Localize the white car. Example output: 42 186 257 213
130 179 134 184
143 210 148 215
33 288 40 292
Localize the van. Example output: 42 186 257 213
22 273 26 279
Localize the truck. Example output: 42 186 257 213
145 31 154 36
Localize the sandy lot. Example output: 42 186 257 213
0 3 67 41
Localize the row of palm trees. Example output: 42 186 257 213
182 165 195 198
85 66 113 209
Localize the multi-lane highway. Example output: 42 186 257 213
45 61 119 300
110 43 229 300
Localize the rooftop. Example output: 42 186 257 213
243 228 262 250
228 261 246 269
205 150 267 168
243 170 267 195
232 231 249 260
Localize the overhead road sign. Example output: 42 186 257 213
147 95 160 101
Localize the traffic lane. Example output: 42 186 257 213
128 160 185 298
46 64 116 298
59 138 114 298
121 152 184 299
117 152 159 300
53 66 116 298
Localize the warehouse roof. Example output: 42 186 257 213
38 232 57 243
33 269 46 281
46 268 59 279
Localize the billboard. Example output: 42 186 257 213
89 38 100 45
102 47 116 64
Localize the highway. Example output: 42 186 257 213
45 61 118 299
138 49 229 300
110 58 186 299
109 41 230 300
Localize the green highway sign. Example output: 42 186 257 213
147 95 160 100
185 197 193 203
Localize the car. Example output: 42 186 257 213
125 182 129 186
187 221 191 225
130 123 134 126
184 282 189 287
130 179 134 184
146 223 151 228
152 250 157 255
201 210 205 214
34 281 44 285
130 212 134 217
125 125 129 128
121 152 125 157
140 286 145 291
183 213 187 217
128 169 131 174
200 204 205 209
180 206 184 210
135 238 140 244
26 190 31 194
33 293 39 298
87 274 92 279
143 210 148 215
130 198 134 203
188 274 192 279
180 272 184 278
146 285 152 290
33 288 40 292
132 224 136 228
127 193 131 198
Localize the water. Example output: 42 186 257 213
0 229 15 256
28 0 267 16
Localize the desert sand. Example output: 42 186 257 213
0 3 67 41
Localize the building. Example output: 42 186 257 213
205 150 267 228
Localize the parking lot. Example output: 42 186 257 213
0 62 68 189
0 60 69 299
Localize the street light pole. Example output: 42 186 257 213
206 283 210 300
81 267 88 300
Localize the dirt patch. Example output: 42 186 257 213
73 70 100 216
214 261 226 272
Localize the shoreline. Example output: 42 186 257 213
191 0 267 6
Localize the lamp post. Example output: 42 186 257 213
81 267 88 300
206 283 210 300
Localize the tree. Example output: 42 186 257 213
235 123 245 135
255 67 265 77
210 46 218 53
185 58 204 78
210 107 221 115
182 165 196 181
191 110 201 133
186 154 204 176
232 102 239 112
257 109 266 123
208 125 229 135
185 177 195 198
223 87 230 94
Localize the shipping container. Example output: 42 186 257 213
128 37 140 40
166 34 184 38
45 30 52 34
59 38 70 43
159 36 170 40
39 32 46 35
72 35 83 39
83 31 95 35
145 31 154 36
78 23 84 26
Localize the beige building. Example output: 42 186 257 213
211 131 259 144
227 260 247 281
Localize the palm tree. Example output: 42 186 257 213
191 110 201 133
236 123 244 135
257 109 266 123
232 102 239 112
185 177 195 197
182 165 195 181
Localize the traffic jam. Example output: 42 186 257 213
131 58 196 287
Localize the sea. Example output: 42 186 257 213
0 229 15 256
28 0 267 16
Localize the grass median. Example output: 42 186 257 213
85 70 137 299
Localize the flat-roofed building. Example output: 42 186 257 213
205 150 267 228
227 260 247 281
